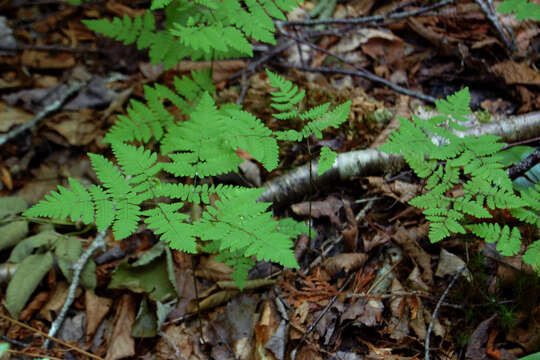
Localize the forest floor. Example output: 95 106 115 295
0 0 539 359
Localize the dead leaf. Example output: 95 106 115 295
21 51 75 69
195 255 233 282
85 290 113 341
39 281 69 322
491 61 540 85
465 314 497 360
435 249 472 281
388 279 409 340
0 101 33 132
391 224 433 284
291 196 343 226
254 300 281 360
323 253 368 277
46 109 98 146
105 294 136 360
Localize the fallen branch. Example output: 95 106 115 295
259 111 540 204
0 81 84 146
44 229 107 349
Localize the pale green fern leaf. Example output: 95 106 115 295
523 240 540 271
274 129 301 141
23 178 94 224
88 154 130 197
113 198 140 240
301 100 351 139
143 203 197 253
111 142 161 180
89 185 115 231
435 87 471 123
318 146 337 175
161 93 242 177
497 0 540 21
467 223 521 256
224 109 278 171
151 0 174 10
267 70 305 114
195 189 298 269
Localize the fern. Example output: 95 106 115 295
83 0 302 68
25 71 350 287
104 69 214 144
380 87 539 272
497 0 540 21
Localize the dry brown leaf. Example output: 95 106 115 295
39 281 69 322
21 51 75 69
105 294 136 360
491 61 540 85
0 101 33 132
85 290 113 341
187 290 239 313
195 255 233 282
47 109 98 146
291 196 343 226
323 253 368 277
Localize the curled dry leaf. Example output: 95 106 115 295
323 253 368 277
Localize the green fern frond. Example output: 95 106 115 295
89 185 115 231
111 142 161 181
435 87 471 123
23 178 94 224
151 0 174 10
497 0 540 21
195 188 298 269
161 93 244 177
318 146 338 175
301 100 351 139
267 70 305 114
523 240 540 271
467 223 521 256
142 203 197 253
83 12 155 48
224 109 278 171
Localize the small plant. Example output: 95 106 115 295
379 87 540 272
24 68 350 288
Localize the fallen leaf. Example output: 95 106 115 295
21 51 75 69
105 294 136 360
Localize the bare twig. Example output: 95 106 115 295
0 313 103 360
44 229 107 349
275 63 438 103
259 111 540 204
291 272 355 359
508 148 540 180
276 0 455 27
425 267 466 360
0 81 84 146
229 40 295 81
0 333 29 348
0 44 100 53
474 0 515 53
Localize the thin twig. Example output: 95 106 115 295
0 44 100 53
276 0 455 26
425 266 466 360
229 40 295 81
0 333 29 348
474 0 515 53
275 63 438 103
0 81 84 146
44 229 107 349
292 272 355 358
0 313 103 360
